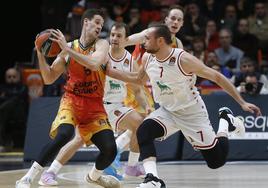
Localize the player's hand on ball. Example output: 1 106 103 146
35 29 61 57
50 29 68 51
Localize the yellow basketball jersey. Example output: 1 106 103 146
124 44 155 113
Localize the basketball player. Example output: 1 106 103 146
123 3 185 156
128 5 184 50
16 9 120 188
164 5 184 48
102 23 149 180
126 4 184 109
91 6 186 180
108 24 261 188
36 22 149 186
125 4 184 114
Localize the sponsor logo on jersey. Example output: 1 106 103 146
168 57 176 66
73 81 98 95
123 59 130 67
156 81 171 92
73 86 98 95
109 80 121 90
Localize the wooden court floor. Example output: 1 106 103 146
0 161 267 188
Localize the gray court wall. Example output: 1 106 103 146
23 94 268 162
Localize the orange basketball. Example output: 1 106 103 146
35 30 61 57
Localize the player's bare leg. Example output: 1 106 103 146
104 110 145 179
39 127 84 186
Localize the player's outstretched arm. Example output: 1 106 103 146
50 29 109 71
123 29 147 47
180 52 262 116
106 64 141 84
106 53 149 85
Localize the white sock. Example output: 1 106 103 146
143 160 158 177
128 151 140 166
89 165 103 181
47 160 63 174
22 161 43 181
217 119 229 134
116 130 132 153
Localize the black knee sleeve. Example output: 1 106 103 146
137 119 165 161
36 124 74 166
201 137 229 169
91 129 117 170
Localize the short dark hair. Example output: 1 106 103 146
245 72 258 78
240 57 255 65
110 22 130 37
81 8 104 27
167 5 184 17
149 23 172 45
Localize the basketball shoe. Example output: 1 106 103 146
38 171 58 186
218 107 245 137
15 177 32 188
136 173 166 188
123 164 145 179
85 173 121 188
103 152 123 180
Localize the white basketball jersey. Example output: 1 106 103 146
145 48 200 111
104 50 133 103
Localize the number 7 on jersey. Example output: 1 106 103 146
159 66 163 78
